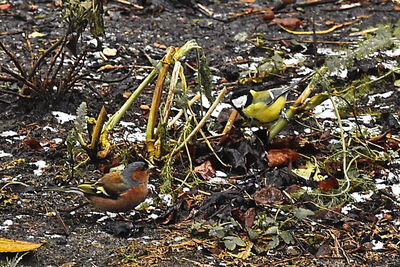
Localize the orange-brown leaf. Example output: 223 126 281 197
267 148 300 167
194 160 216 180
272 18 304 30
24 138 43 151
318 177 339 191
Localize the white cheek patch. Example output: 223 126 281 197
231 95 248 108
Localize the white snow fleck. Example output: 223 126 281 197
159 194 173 206
372 240 384 250
3 220 13 226
0 150 12 158
215 171 227 177
367 91 394 104
31 160 47 176
52 111 76 124
43 126 57 132
0 130 18 137
351 191 373 202
207 177 229 184
53 138 63 144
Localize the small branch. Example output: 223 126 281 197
28 37 65 80
0 41 27 77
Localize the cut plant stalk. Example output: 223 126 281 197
162 61 185 124
146 47 177 159
222 109 239 135
89 105 108 159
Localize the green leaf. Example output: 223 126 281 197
293 207 315 220
209 225 227 239
266 235 280 250
223 236 246 251
246 227 259 240
224 239 236 251
279 231 295 245
265 226 278 235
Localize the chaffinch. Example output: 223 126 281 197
57 161 151 213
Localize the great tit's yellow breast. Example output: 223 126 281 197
251 90 270 103
243 95 286 123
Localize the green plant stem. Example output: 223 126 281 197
171 86 228 156
104 65 160 131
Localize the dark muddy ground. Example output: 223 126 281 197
1 0 400 266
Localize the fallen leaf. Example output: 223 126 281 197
24 138 44 151
0 3 12 10
315 242 331 257
252 185 285 205
28 31 47 39
194 160 216 180
140 104 150 111
102 48 117 57
318 177 339 190
293 207 315 219
0 238 43 252
271 18 304 30
267 148 300 167
262 10 275 21
153 42 167 49
97 64 115 72
242 208 256 227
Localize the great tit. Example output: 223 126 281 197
230 86 291 123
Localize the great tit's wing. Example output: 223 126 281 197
264 86 291 105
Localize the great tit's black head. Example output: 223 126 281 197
230 89 252 110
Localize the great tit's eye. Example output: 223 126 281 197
231 95 248 108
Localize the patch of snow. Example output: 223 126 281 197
148 213 158 220
314 100 335 119
207 177 229 184
391 184 400 196
43 126 57 132
371 240 384 250
0 150 12 158
0 130 18 137
215 171 227 177
31 160 47 176
351 191 373 202
367 91 394 104
52 111 76 124
159 194 173 206
53 138 63 144
342 204 355 215
3 219 13 226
